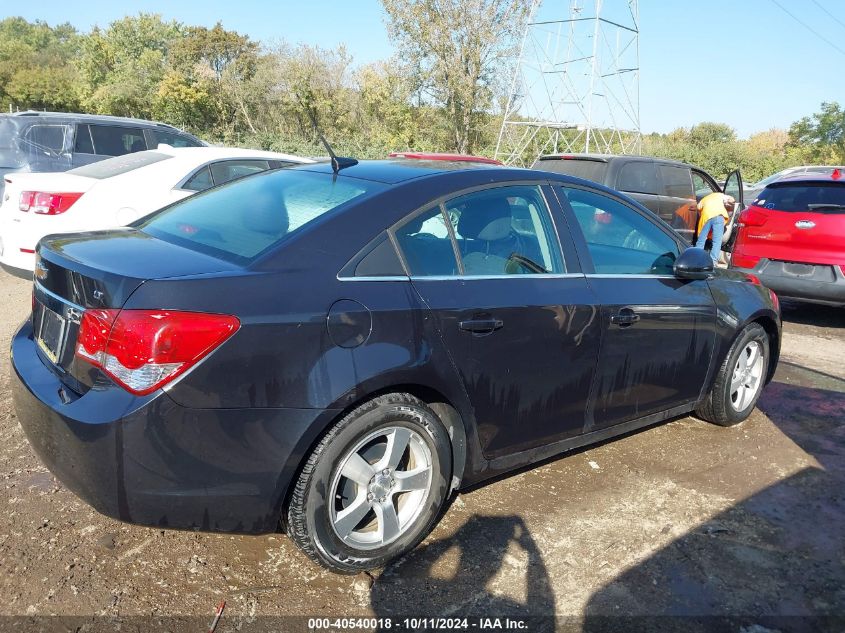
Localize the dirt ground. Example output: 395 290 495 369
0 271 842 631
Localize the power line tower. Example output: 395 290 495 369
494 0 641 166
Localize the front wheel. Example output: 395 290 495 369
696 323 769 426
286 393 452 573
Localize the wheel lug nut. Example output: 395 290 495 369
382 469 390 475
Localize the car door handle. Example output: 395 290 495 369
459 318 504 335
610 309 640 327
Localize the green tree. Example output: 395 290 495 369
789 101 845 163
382 0 531 153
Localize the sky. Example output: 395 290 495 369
8 0 845 138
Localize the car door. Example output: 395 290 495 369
391 184 602 459
613 159 664 218
555 184 717 431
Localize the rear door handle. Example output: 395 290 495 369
610 308 640 327
459 318 504 335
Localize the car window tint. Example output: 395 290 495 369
755 182 845 213
139 169 383 264
658 165 694 199
616 161 661 195
394 206 458 276
353 235 405 277
23 124 68 153
533 158 608 183
447 185 564 276
67 151 172 179
210 160 270 185
183 166 213 192
89 125 147 156
561 187 679 275
692 172 718 199
74 124 94 154
152 129 202 148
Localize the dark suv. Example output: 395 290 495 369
0 111 204 199
533 154 743 243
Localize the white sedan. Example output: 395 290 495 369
0 146 312 276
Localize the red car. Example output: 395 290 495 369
730 169 845 306
388 152 503 165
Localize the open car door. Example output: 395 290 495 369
721 169 744 251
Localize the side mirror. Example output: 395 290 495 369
674 247 714 280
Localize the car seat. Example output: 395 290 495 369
458 197 525 275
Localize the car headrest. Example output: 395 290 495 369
243 195 290 236
458 197 512 241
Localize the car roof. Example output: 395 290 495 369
388 152 503 165
154 146 313 164
3 111 185 131
294 158 509 184
537 153 697 169
765 169 845 185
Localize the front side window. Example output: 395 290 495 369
139 169 383 264
89 125 147 156
152 129 202 148
616 161 661 195
692 172 718 199
561 187 679 275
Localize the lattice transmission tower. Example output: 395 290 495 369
495 0 641 166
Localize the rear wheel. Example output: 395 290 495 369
696 323 769 426
286 393 451 573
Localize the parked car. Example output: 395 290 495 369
12 159 780 573
0 111 205 201
0 146 312 277
388 151 503 165
745 165 845 201
730 169 845 306
532 153 743 244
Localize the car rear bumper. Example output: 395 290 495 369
731 259 845 306
11 318 339 534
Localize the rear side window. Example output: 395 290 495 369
210 160 270 185
151 129 202 148
68 152 172 179
658 165 694 199
183 166 213 192
139 169 384 263
23 124 69 153
616 161 661 195
89 125 147 156
395 206 458 276
534 158 608 183
754 182 845 213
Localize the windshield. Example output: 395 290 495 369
754 182 845 213
139 168 384 264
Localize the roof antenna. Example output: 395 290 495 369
301 102 357 173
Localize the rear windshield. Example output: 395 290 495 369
754 182 845 214
138 169 384 264
533 157 608 183
68 151 172 179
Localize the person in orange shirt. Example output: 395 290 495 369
695 192 735 263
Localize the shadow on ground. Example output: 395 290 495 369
779 299 844 329
583 367 845 632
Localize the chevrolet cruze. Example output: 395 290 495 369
11 159 780 572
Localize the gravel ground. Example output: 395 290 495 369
0 272 842 631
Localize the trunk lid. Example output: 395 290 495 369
32 229 241 394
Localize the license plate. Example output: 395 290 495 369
36 305 67 364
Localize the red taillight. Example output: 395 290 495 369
76 309 240 395
731 253 761 269
738 207 768 227
19 191 83 215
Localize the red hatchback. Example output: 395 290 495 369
731 169 845 306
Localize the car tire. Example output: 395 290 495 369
286 393 452 573
696 323 769 427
